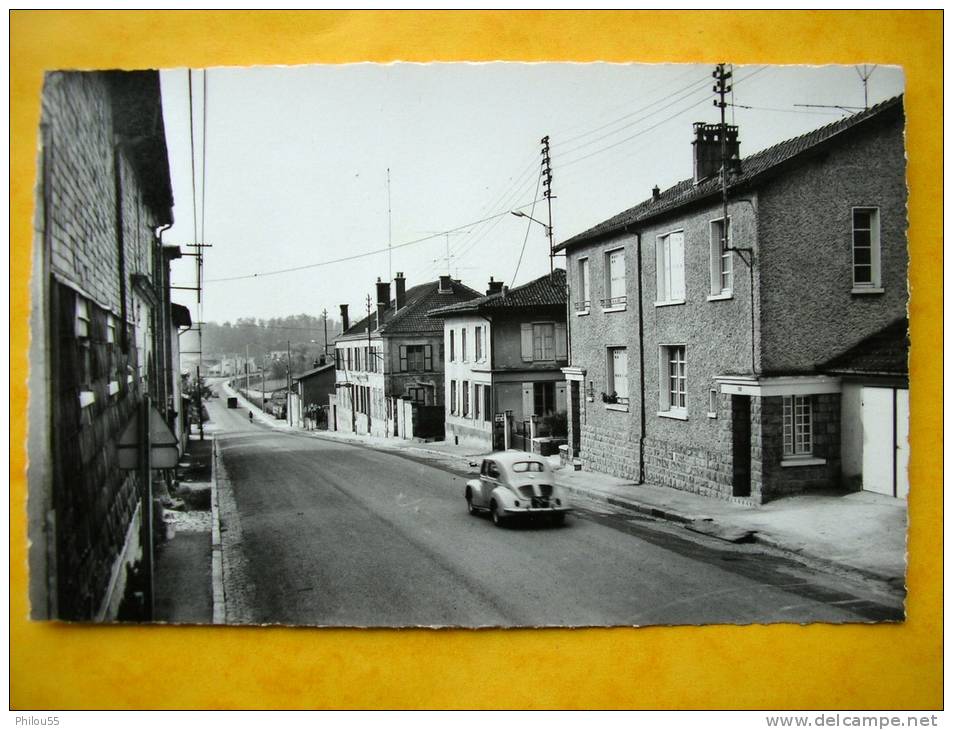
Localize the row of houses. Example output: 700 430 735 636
322 95 908 506
28 71 192 620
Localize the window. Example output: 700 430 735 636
462 329 468 362
659 345 686 417
708 388 718 418
346 348 352 370
463 380 470 417
474 384 482 420
106 315 116 344
450 330 455 362
709 218 733 297
407 386 427 404
399 344 433 372
533 382 556 415
656 231 685 304
606 347 628 406
533 323 555 361
450 379 457 414
475 326 483 361
852 207 882 290
576 257 591 312
601 248 626 309
483 384 492 422
75 297 90 338
783 396 813 457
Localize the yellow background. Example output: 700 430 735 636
10 10 943 709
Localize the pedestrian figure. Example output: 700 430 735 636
249 410 254 423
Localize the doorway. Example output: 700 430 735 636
731 395 752 497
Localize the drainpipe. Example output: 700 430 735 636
626 224 647 485
113 141 128 351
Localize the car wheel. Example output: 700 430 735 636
466 489 478 516
490 501 506 528
550 512 566 527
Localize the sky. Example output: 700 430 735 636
158 62 904 327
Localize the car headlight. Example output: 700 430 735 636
514 500 520 507
555 498 561 506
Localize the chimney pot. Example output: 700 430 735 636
394 272 406 310
438 275 452 293
693 121 740 184
652 185 661 200
376 278 391 308
339 304 349 333
486 276 504 296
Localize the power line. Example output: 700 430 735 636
188 70 197 247
204 198 546 284
511 170 542 286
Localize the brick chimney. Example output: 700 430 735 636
339 304 349 332
486 276 504 296
692 122 740 184
376 277 391 324
438 275 452 293
394 272 406 310
652 185 661 201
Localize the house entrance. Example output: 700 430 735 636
731 394 752 497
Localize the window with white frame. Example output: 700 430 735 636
783 396 813 457
532 323 555 361
602 248 626 308
852 207 881 289
75 297 90 338
450 330 455 362
450 379 457 415
606 347 628 405
106 314 116 344
659 345 687 417
577 257 591 312
475 326 483 361
399 344 432 372
656 231 685 304
709 218 733 296
462 328 468 362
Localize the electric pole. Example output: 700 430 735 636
713 62 732 254
541 135 555 275
856 64 876 109
322 308 329 357
287 339 292 425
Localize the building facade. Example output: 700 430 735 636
556 97 907 504
28 71 182 619
332 273 481 439
430 271 568 451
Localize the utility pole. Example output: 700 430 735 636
196 364 204 441
855 64 876 109
366 294 373 433
387 168 393 282
541 135 555 275
287 339 292 425
245 343 249 397
713 63 732 255
322 308 329 357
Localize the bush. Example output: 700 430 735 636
538 410 568 438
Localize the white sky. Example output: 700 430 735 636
158 63 904 325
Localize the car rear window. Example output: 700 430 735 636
512 461 545 473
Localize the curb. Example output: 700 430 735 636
557 482 695 525
210 435 225 625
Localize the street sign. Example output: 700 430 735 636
118 405 180 469
494 413 505 423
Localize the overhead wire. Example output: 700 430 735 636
511 170 543 286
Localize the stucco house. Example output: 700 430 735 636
331 273 481 438
554 96 908 504
428 270 569 451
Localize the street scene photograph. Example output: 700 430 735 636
26 61 909 628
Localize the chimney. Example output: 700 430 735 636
376 277 391 324
339 304 349 333
318 355 326 366
486 276 504 296
692 122 740 184
652 185 661 201
438 275 452 293
501 285 509 298
394 272 406 310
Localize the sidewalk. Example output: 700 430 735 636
224 381 908 587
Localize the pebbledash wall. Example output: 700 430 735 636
567 106 904 503
29 71 170 619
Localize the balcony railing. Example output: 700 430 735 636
574 299 591 312
600 295 627 308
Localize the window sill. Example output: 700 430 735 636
108 381 120 396
654 299 686 308
602 305 627 314
781 457 827 468
707 292 733 302
79 390 96 408
605 403 629 412
576 310 590 317
657 410 688 421
851 287 884 295
707 411 717 419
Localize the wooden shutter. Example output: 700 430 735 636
670 231 685 301
424 344 433 371
399 345 407 372
554 323 567 360
484 385 492 422
521 382 534 419
520 323 533 362
556 382 567 412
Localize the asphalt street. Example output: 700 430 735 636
207 388 903 628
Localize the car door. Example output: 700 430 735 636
480 460 502 504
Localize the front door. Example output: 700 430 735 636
731 395 751 497
862 387 909 498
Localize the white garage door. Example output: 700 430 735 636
861 387 909 498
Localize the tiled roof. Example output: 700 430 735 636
821 318 909 376
293 362 335 381
338 278 482 339
428 269 567 317
555 95 904 252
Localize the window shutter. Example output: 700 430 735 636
521 382 534 419
556 382 567 412
424 344 432 371
671 232 685 300
399 345 407 372
554 323 567 360
520 323 533 362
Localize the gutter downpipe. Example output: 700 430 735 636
625 223 647 485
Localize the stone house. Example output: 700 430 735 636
288 359 336 429
27 71 183 619
331 273 481 438
554 96 907 504
428 270 568 451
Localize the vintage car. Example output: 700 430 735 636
465 451 571 527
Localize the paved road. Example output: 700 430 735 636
206 387 903 627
